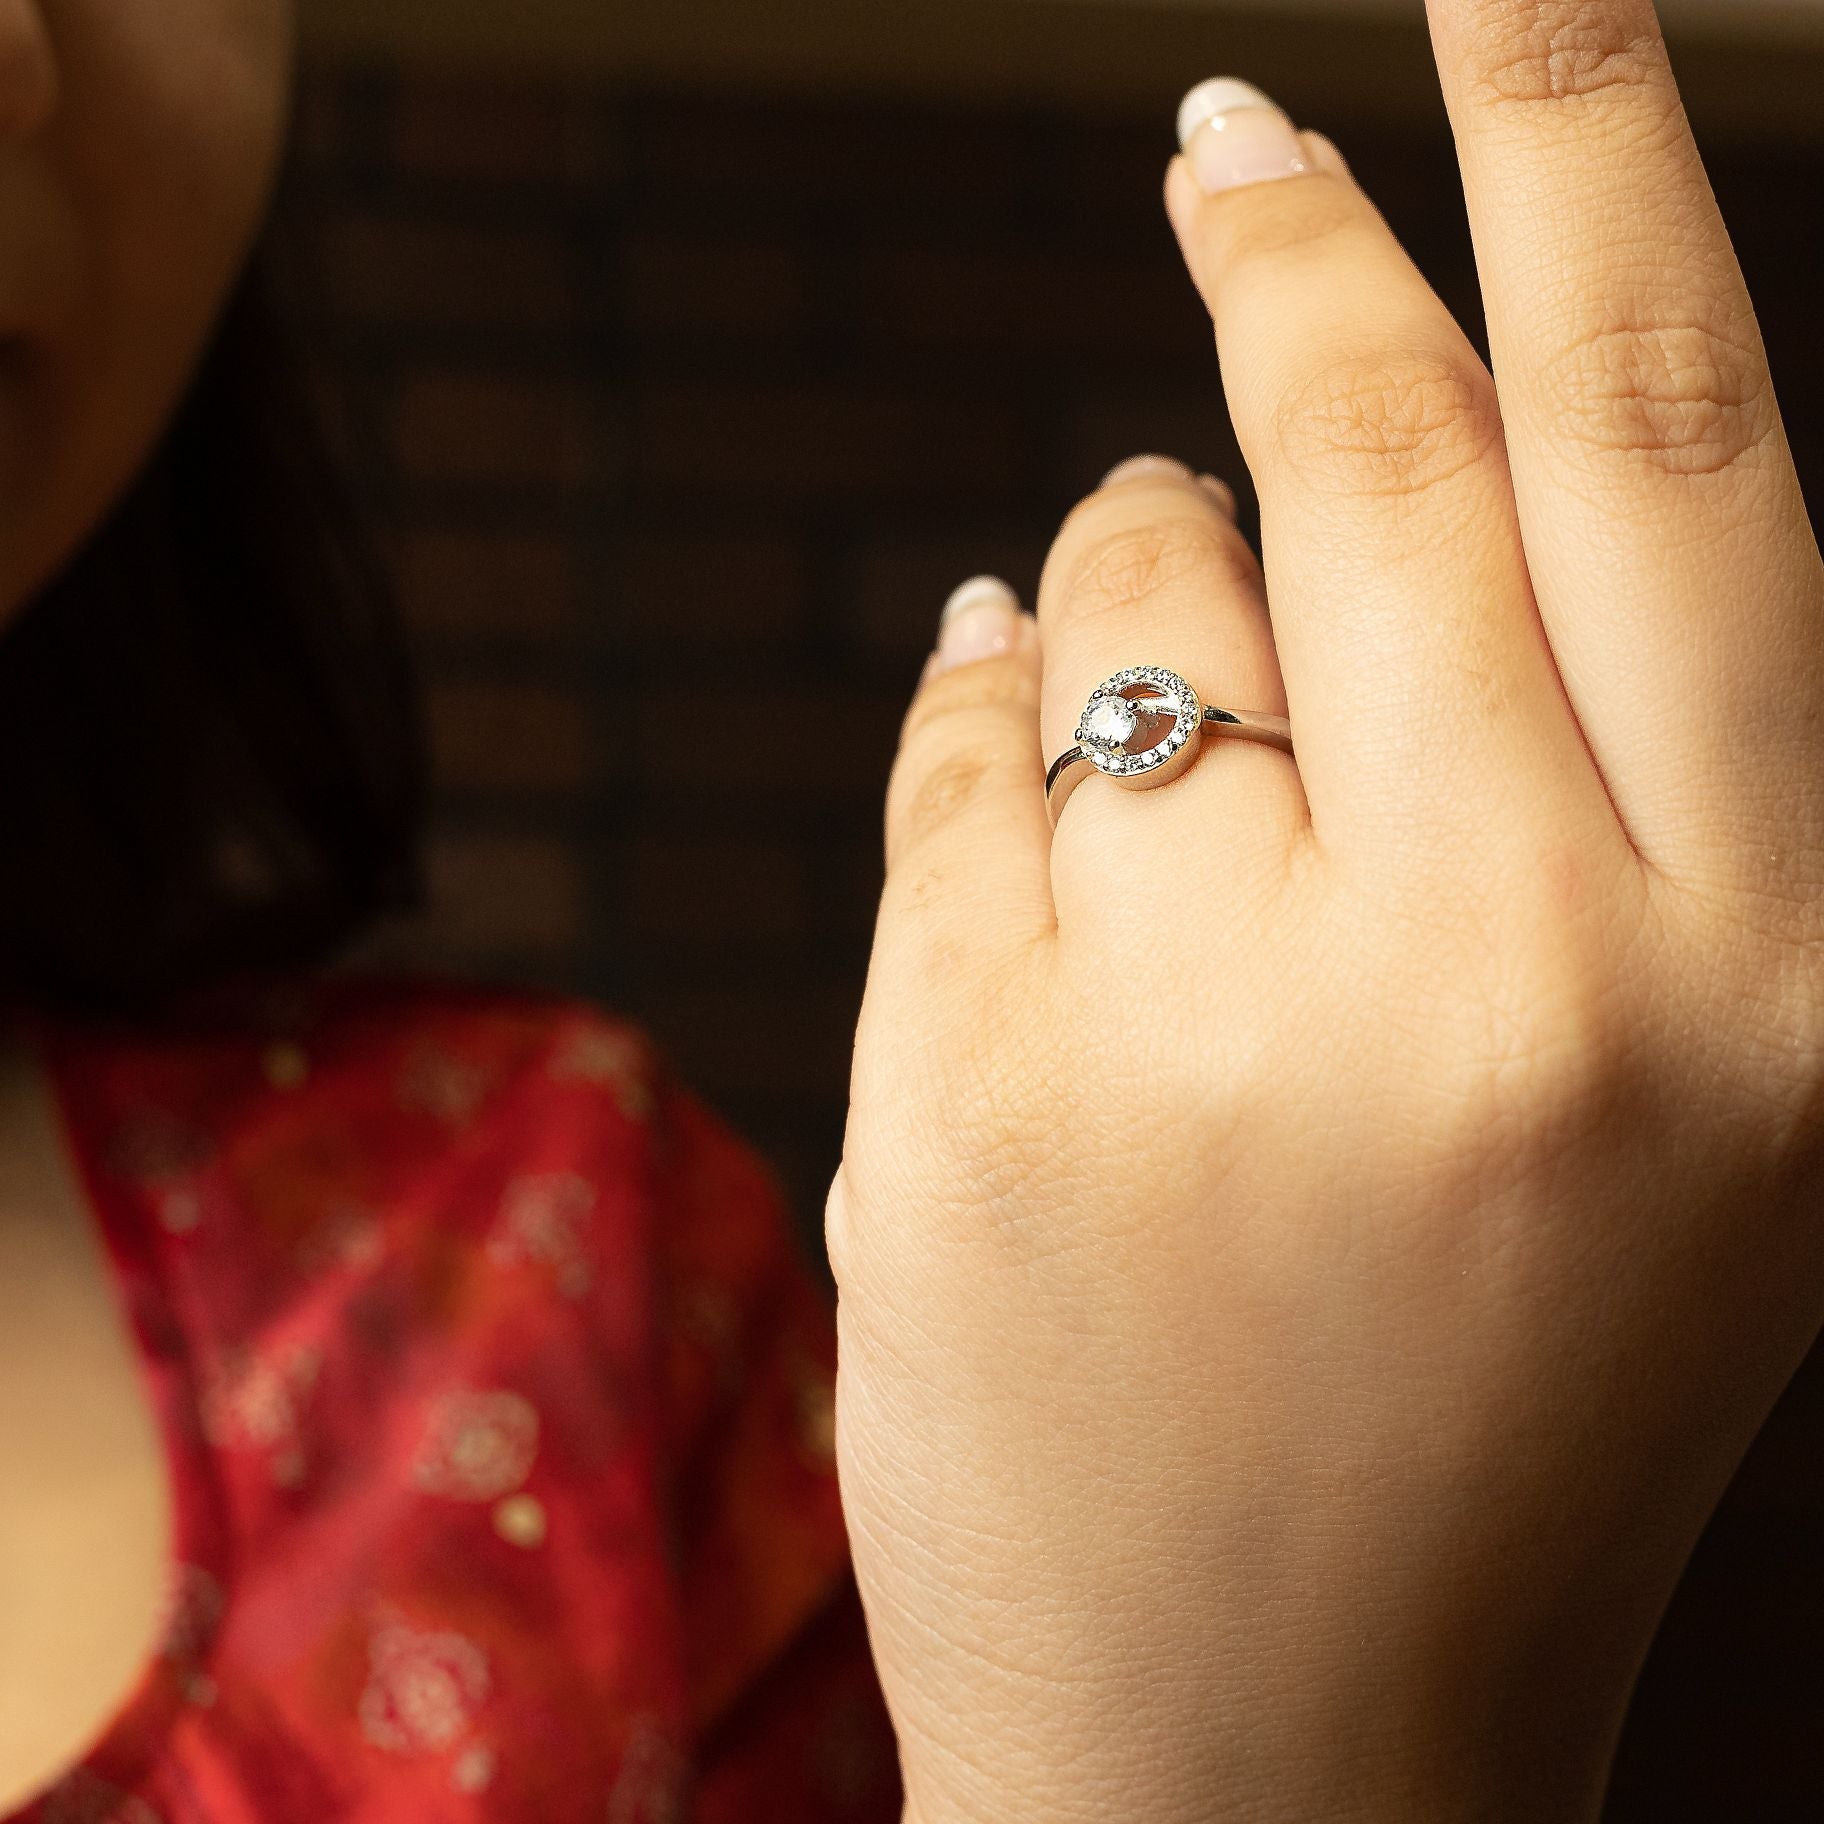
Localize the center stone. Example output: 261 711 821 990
1083 695 1139 749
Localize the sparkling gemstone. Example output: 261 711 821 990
1083 695 1139 749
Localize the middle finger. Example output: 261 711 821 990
1166 82 1610 864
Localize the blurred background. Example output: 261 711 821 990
285 4 1823 1811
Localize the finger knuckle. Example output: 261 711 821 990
1414 862 1648 1166
1207 180 1360 270
1050 516 1256 630
1450 952 1646 1168
900 650 1038 746
1461 0 1667 108
887 701 1037 864
1539 314 1776 481
891 751 994 859
1272 347 1503 504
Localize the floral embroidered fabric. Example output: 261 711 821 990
11 977 900 1822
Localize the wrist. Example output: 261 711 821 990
873 1508 1685 1824
892 1647 1629 1824
902 1751 1609 1824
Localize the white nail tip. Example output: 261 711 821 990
1101 454 1191 489
940 575 1020 626
1176 78 1280 151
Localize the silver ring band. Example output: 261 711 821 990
1045 667 1293 826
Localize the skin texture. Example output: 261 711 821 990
836 4 1824 1820
0 2 294 1806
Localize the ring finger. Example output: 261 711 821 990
1036 455 1305 919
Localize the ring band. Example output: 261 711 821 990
1045 666 1293 826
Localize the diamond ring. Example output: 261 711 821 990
1044 666 1294 826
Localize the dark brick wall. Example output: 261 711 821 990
284 61 1824 1817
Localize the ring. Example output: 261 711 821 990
1044 666 1293 826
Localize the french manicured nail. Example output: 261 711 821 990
1101 453 1193 489
1176 77 1309 194
935 575 1024 674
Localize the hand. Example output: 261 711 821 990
829 5 1824 1820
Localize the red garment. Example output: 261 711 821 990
10 976 901 1822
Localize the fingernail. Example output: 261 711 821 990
1176 78 1278 148
1101 453 1193 489
1196 473 1237 517
1176 77 1310 194
935 575 1024 674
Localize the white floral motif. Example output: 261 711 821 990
548 1022 653 1120
606 1715 686 1824
198 1342 323 1486
452 1742 497 1793
296 1197 385 1275
105 1111 219 1236
156 1189 206 1235
396 1045 495 1127
492 1492 548 1549
358 1622 490 1754
413 1389 539 1501
487 1170 596 1296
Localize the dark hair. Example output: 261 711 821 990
0 217 426 1015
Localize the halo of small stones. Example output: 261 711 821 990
1077 666 1201 779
